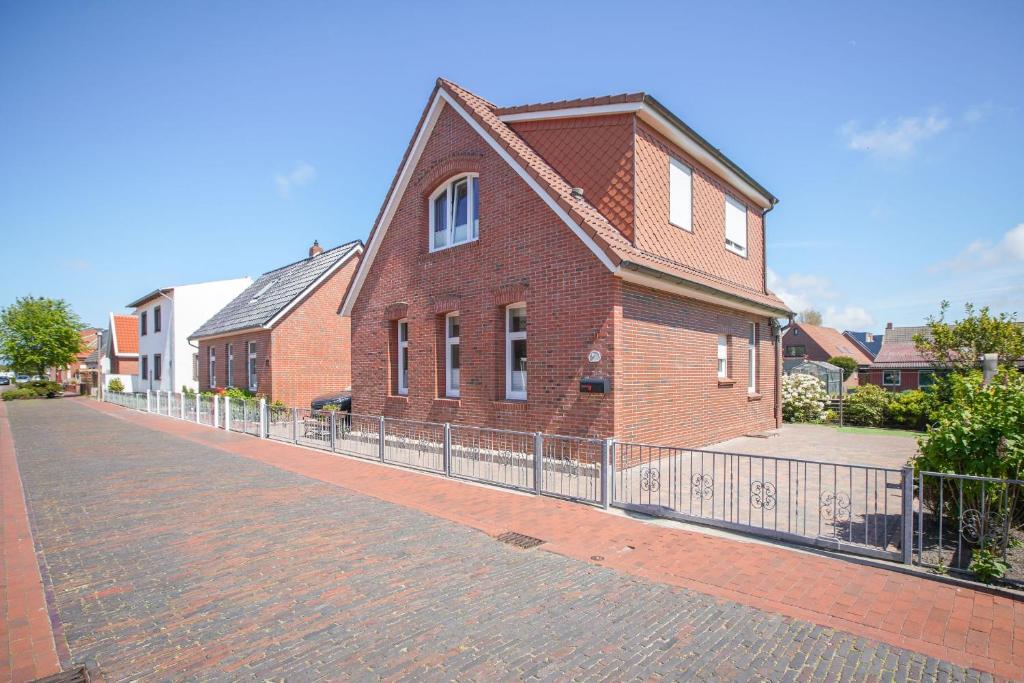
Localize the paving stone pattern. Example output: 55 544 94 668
8 400 993 681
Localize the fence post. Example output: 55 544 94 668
146 390 152 412
213 395 220 428
259 398 267 438
292 407 298 444
901 466 914 564
329 411 337 452
378 416 386 462
533 432 543 495
223 396 231 430
156 390 161 414
443 423 451 476
601 439 613 510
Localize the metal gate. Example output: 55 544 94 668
612 442 910 560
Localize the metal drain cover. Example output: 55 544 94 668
31 666 90 683
495 531 545 549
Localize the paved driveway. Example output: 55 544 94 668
6 400 986 681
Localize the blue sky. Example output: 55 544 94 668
2 1 1021 331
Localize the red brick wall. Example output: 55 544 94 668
634 121 767 295
110 356 139 376
860 369 920 392
614 282 779 446
350 103 617 439
198 330 273 396
270 254 360 408
510 114 635 241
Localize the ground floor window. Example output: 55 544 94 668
445 313 460 398
141 355 149 382
717 335 728 378
208 347 216 388
883 369 901 386
397 320 408 395
747 323 757 393
226 343 234 387
153 353 162 381
247 342 258 391
506 304 527 400
784 345 805 357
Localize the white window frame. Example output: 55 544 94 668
725 194 748 257
247 341 258 392
226 343 234 387
429 173 479 252
397 319 409 396
192 353 199 382
747 323 757 393
883 369 901 387
445 312 460 398
208 347 216 388
669 157 693 232
505 303 527 401
717 334 728 379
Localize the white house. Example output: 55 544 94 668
127 277 252 393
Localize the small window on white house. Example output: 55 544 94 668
430 175 479 251
226 343 234 387
445 313 460 398
192 353 198 381
747 323 757 393
725 194 748 256
208 347 216 389
141 355 149 382
247 342 258 391
883 370 901 386
669 158 693 231
717 335 728 378
396 320 409 395
506 304 527 401
154 353 162 381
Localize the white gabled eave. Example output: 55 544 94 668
339 89 619 318
266 244 363 327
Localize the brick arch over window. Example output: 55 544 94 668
412 153 485 199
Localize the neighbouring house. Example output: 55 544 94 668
51 327 101 389
781 322 871 389
190 240 362 408
843 330 883 360
97 313 140 392
339 78 791 447
861 323 941 391
127 277 252 393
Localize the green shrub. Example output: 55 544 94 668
2 388 39 401
969 543 1010 584
782 373 828 422
222 387 253 400
107 378 125 393
828 355 858 381
885 390 930 430
843 384 891 427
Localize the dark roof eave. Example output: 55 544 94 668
642 95 778 207
126 288 171 309
619 261 792 317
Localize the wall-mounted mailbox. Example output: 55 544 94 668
579 377 610 394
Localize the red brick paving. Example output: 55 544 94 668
0 402 61 682
82 399 1024 678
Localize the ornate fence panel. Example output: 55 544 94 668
613 443 905 560
915 471 1024 585
449 426 534 492
382 418 444 473
541 435 603 505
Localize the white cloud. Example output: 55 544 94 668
963 102 993 125
934 223 1024 272
767 269 836 313
275 162 317 198
841 112 949 158
824 306 874 331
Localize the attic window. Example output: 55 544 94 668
430 174 479 251
249 279 279 303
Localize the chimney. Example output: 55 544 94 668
309 240 323 257
886 322 893 330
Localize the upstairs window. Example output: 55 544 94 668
717 335 728 378
445 313 460 398
669 158 693 231
140 311 147 336
430 174 479 251
725 194 748 257
154 305 162 333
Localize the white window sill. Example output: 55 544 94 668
429 236 479 254
725 243 747 258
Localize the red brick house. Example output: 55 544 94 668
861 324 939 392
190 240 362 408
340 79 791 447
782 322 872 388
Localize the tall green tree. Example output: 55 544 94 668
799 309 823 326
914 301 1024 373
0 297 84 377
828 355 858 380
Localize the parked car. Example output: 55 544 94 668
0 376 9 386
15 374 29 384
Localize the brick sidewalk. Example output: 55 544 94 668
0 402 61 682
83 399 1024 679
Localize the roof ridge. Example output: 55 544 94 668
494 91 647 116
256 240 361 279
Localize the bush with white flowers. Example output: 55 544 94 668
782 373 828 423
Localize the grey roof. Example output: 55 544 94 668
189 241 361 339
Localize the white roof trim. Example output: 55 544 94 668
189 326 265 342
498 102 643 123
340 89 618 317
265 244 363 327
637 104 772 210
616 268 786 319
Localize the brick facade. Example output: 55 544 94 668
198 255 360 408
859 368 922 392
348 99 781 447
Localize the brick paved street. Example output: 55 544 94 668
3 399 1016 681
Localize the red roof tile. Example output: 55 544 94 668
111 314 139 355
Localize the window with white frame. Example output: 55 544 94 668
725 194 748 256
397 320 409 395
717 335 728 379
506 304 527 400
208 347 216 388
192 353 198 381
430 174 479 251
669 158 693 231
226 343 234 387
445 313 460 398
247 342 258 391
747 323 757 393
883 369 901 386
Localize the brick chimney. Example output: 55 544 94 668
886 322 893 330
309 240 323 257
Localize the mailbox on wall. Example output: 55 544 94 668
579 377 610 394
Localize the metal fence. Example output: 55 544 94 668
449 425 535 492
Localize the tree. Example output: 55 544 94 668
914 301 1024 373
0 297 83 377
828 355 858 381
799 309 823 326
